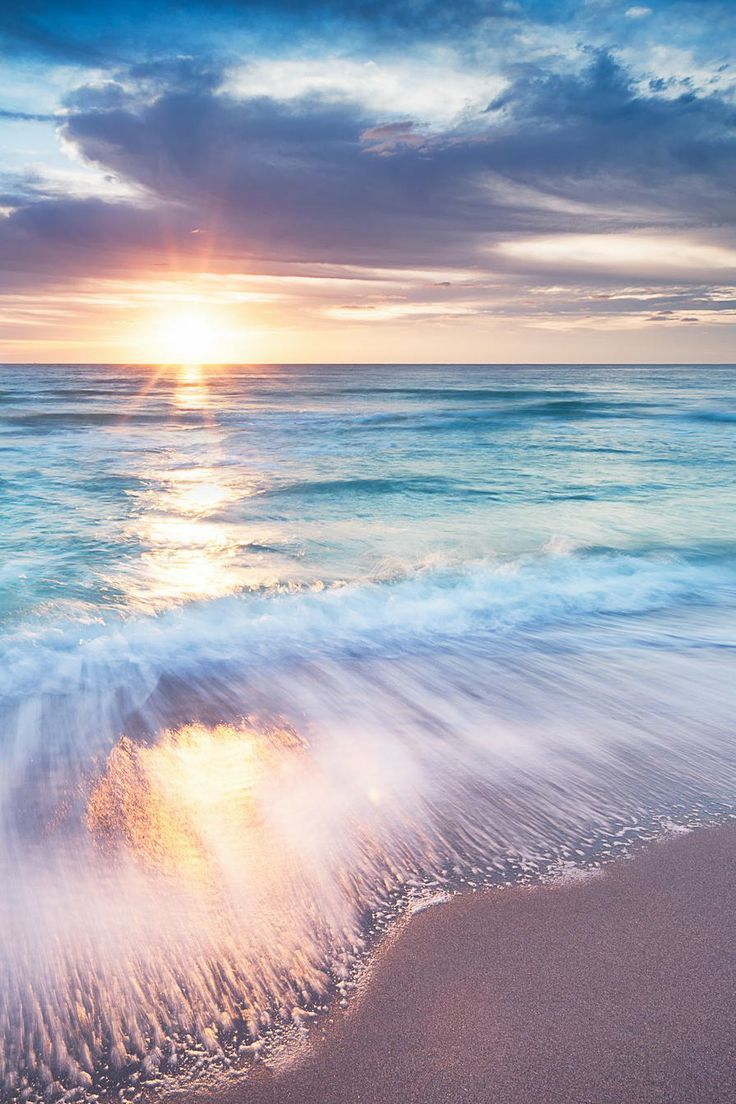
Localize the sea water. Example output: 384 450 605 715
0 363 734 1097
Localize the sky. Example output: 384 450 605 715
0 0 734 363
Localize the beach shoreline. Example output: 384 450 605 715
184 820 736 1104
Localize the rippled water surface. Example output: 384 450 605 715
1 363 735 1099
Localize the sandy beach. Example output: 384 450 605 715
205 822 736 1104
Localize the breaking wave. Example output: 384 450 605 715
0 549 735 1100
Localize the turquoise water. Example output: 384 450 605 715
1 363 735 1099
2 364 736 621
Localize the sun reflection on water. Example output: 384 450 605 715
87 723 302 886
116 367 271 610
175 364 213 411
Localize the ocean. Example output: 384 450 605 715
1 362 735 1099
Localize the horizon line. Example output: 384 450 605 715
1 361 736 369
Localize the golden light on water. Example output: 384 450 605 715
112 367 277 609
2 716 373 1093
166 465 235 515
87 724 281 883
127 461 249 607
175 363 213 410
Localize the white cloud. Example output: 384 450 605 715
17 161 147 202
324 301 475 322
224 52 507 129
495 233 736 278
625 6 652 19
618 43 736 99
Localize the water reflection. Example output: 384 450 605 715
174 364 213 412
87 722 294 885
119 367 266 610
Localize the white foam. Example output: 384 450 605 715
0 550 733 1097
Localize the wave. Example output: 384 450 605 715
257 475 504 501
281 386 590 401
0 550 731 701
0 411 187 432
307 399 655 434
688 408 736 424
262 475 458 498
287 396 736 431
0 549 735 1099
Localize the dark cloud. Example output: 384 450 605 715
61 50 736 247
62 82 132 113
0 109 56 121
0 197 177 286
483 49 736 221
1 48 735 293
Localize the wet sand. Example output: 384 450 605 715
207 821 736 1104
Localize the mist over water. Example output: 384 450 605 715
1 363 735 1100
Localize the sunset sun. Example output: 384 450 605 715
150 308 235 364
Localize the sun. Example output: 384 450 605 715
150 308 233 364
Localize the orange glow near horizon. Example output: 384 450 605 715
3 259 732 365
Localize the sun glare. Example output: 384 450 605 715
151 308 233 364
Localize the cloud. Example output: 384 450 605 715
0 35 735 356
0 0 531 62
0 108 56 121
62 81 132 112
224 55 507 129
483 49 736 213
495 232 736 279
47 48 735 263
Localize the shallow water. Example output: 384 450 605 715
1 363 735 1099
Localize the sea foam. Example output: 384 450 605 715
0 551 734 1099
